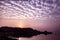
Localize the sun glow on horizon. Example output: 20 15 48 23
17 20 26 28
18 24 24 28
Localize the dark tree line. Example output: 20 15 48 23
0 26 52 40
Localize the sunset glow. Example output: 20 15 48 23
16 19 27 28
18 22 25 28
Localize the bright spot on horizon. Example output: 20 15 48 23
17 20 26 28
18 24 24 28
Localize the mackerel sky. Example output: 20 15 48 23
0 0 60 20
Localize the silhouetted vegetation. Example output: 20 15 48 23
0 26 52 40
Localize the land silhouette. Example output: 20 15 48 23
0 26 52 40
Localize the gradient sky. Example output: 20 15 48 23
0 0 60 40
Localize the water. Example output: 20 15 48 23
18 34 60 40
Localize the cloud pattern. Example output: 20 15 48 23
0 0 60 20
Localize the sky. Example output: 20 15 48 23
0 0 60 40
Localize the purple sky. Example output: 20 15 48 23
0 0 60 40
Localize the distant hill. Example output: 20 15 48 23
0 26 52 40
